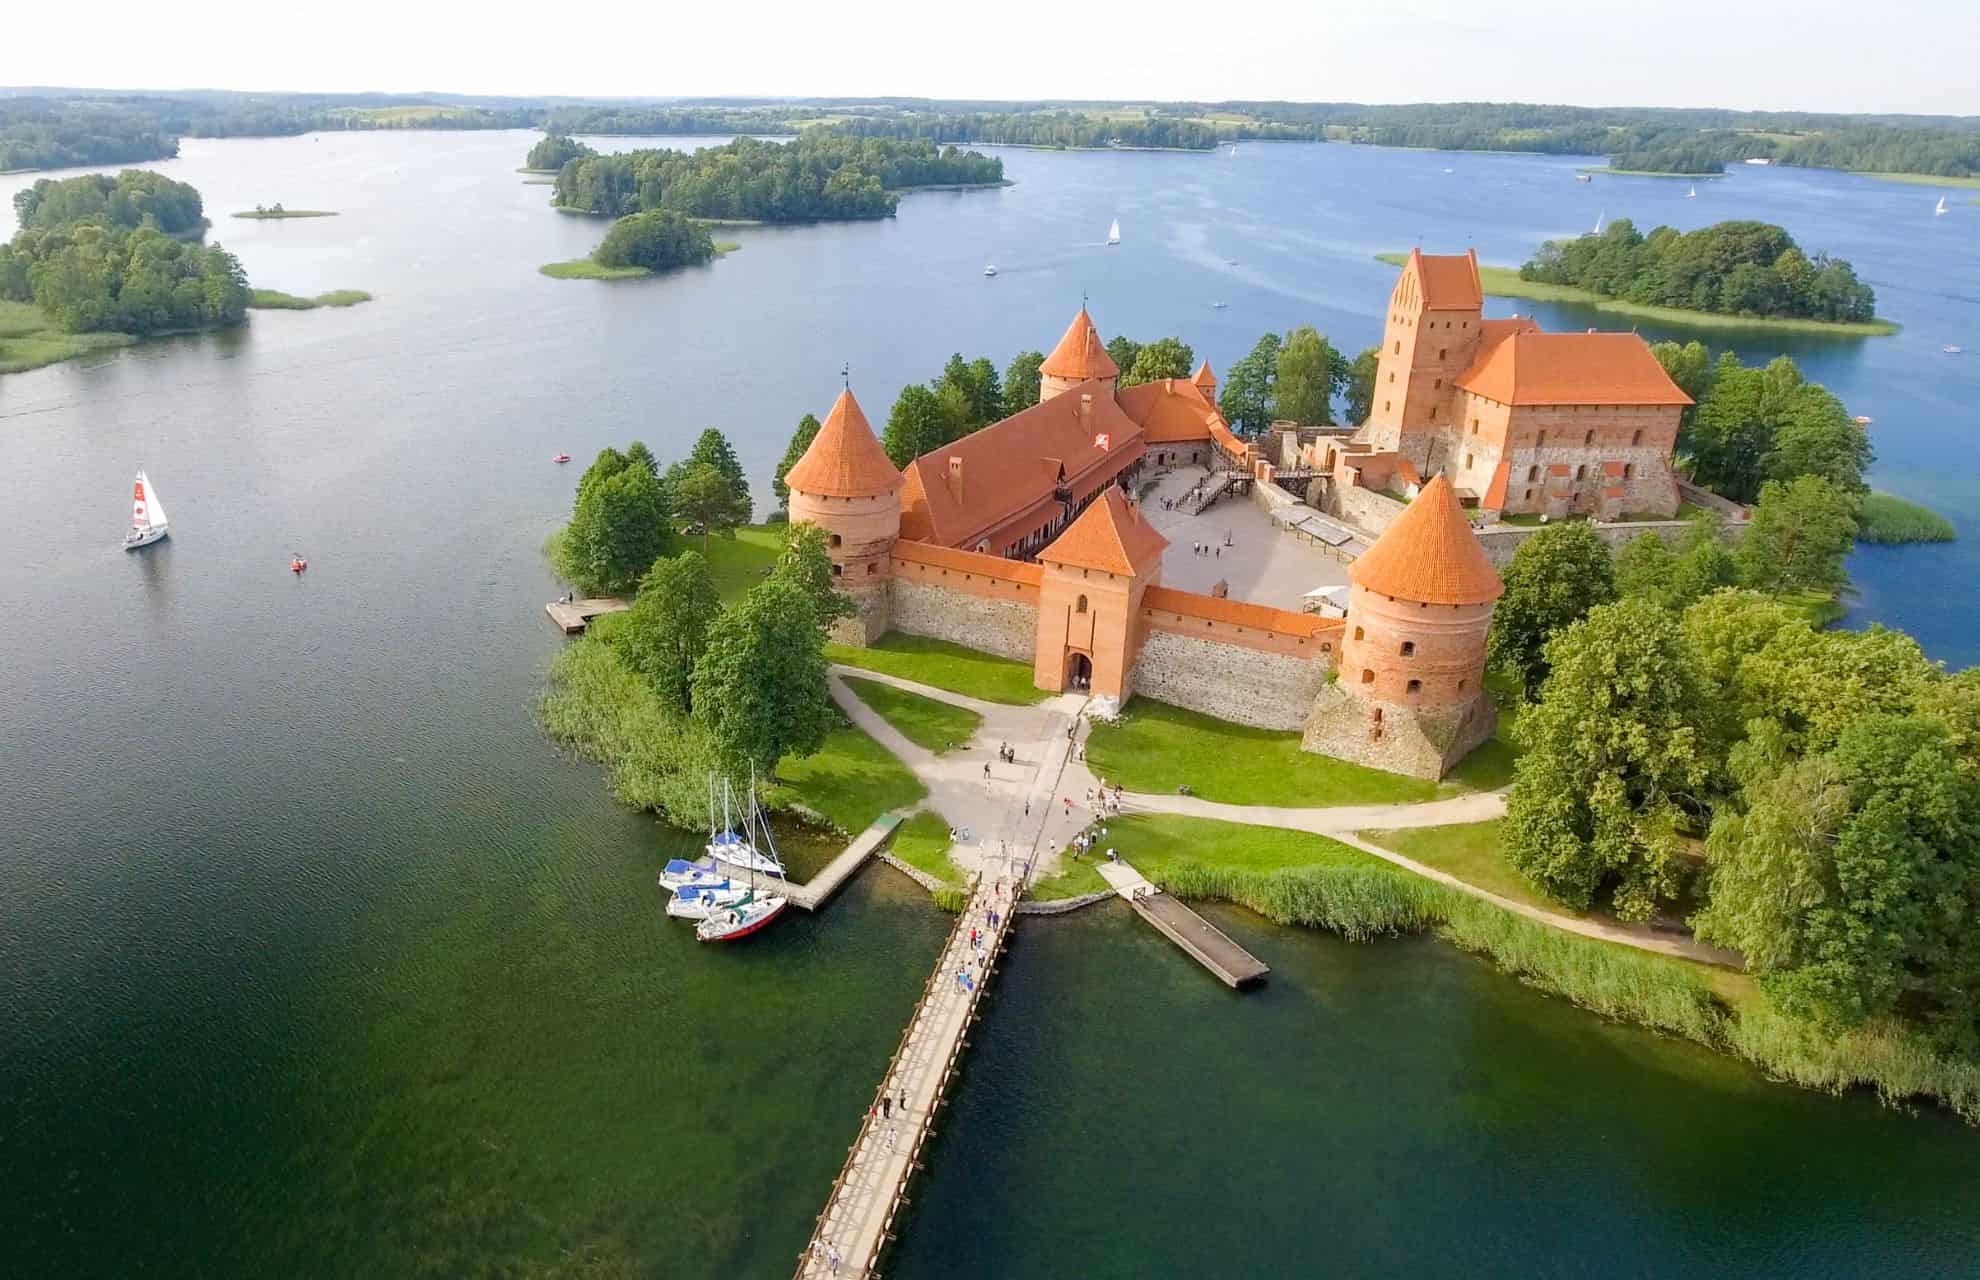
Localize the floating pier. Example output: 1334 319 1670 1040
1097 859 1269 988
543 597 627 633
780 813 902 911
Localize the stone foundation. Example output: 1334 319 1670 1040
1130 629 1330 730
829 585 893 647
890 579 1038 662
1300 682 1497 780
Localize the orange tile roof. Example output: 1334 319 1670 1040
1142 585 1336 639
1039 488 1167 576
1039 307 1119 380
898 379 1143 547
1480 460 1510 510
1457 331 1693 407
1192 359 1217 393
1477 316 1541 351
1410 248 1483 311
893 539 1042 585
782 388 901 497
1116 378 1223 444
1349 474 1503 605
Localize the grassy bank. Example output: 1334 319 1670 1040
825 633 1047 705
1358 820 1564 913
0 300 134 374
1855 171 1980 190
1858 492 1956 544
231 209 337 219
887 812 967 887
540 243 739 280
1125 814 1980 1122
248 289 373 310
765 715 926 834
841 676 981 753
1374 254 1901 336
1083 699 1455 806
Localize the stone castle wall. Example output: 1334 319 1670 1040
1301 681 1497 779
889 578 1039 662
1130 628 1330 730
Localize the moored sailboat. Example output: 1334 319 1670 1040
696 772 786 942
666 880 753 921
123 470 169 549
1106 218 1121 246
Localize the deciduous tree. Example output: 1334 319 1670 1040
1003 350 1044 415
670 460 750 553
1273 325 1342 425
1218 333 1282 436
692 578 833 778
773 413 822 510
1487 521 1616 697
613 551 722 712
1343 345 1380 426
777 523 856 631
1123 336 1194 387
1736 475 1857 594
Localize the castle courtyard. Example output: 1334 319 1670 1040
1138 463 1349 612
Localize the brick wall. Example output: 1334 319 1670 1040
1130 629 1331 730
890 579 1039 662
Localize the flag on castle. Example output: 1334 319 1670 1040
1093 432 1111 451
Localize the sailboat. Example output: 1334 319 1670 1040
1107 218 1121 246
666 879 753 921
1936 196 1950 216
1686 185 1697 199
704 773 784 878
1591 209 1606 235
696 773 787 942
123 470 169 549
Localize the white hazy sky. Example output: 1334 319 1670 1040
5 0 1974 115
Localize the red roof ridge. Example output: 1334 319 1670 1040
1039 307 1119 380
783 387 901 498
1349 474 1503 604
1040 488 1167 576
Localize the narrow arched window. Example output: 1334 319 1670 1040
1575 464 1587 481
1075 595 1088 614
1353 626 1364 641
1400 641 1415 657
829 533 842 548
1526 465 1539 482
1537 430 1547 448
1406 679 1423 696
1631 429 1643 447
1361 669 1375 684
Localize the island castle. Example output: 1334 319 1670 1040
786 264 1678 778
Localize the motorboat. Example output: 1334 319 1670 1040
123 470 169 549
983 265 997 277
695 890 787 942
553 453 571 463
1575 173 1593 183
290 556 308 574
1945 345 1964 354
1853 415 1874 426
1211 301 1227 309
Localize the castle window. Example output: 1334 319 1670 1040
1075 594 1088 614
1388 371 1395 384
1631 429 1643 447
1321 642 1332 653
1361 669 1375 685
1406 679 1423 696
1428 407 1438 422
1393 341 1401 355
867 563 877 575
1464 454 1473 470
1384 400 1391 414
1373 707 1383 724
1438 350 1446 361
1433 378 1442 389
829 533 842 548
1353 626 1364 641
1584 430 1594 446
1400 641 1415 657
831 563 843 576
1470 418 1479 433
1524 488 1534 501
1575 464 1587 480
1536 431 1547 448
1527 465 1539 482
1457 679 1466 692
1624 463 1635 480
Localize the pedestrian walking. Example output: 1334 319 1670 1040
882 1095 892 1119
899 1087 908 1114
984 761 992 781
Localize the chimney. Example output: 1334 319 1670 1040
1079 393 1092 426
946 455 963 502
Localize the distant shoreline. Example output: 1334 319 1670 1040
1577 167 1723 180
1373 253 1900 337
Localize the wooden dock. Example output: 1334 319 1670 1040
781 813 903 911
544 597 627 634
796 871 1019 1277
1097 859 1269 988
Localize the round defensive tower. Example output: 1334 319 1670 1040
783 386 902 644
1302 475 1503 779
1038 306 1119 403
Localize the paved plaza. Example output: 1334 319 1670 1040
1138 464 1349 612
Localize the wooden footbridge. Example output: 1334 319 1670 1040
795 870 1021 1277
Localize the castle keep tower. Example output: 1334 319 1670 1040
1302 475 1501 779
1038 306 1119 403
1033 489 1166 702
783 387 903 645
1191 358 1217 405
1363 249 1484 466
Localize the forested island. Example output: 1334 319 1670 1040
550 134 1004 222
541 210 736 280
1521 220 1881 325
524 133 593 172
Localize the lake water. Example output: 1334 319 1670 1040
3 131 1977 1276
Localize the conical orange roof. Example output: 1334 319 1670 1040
1192 359 1216 393
1349 475 1502 604
783 388 901 498
1040 488 1167 576
1039 307 1119 381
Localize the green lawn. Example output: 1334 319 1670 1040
248 288 373 310
1780 588 1846 628
539 259 651 280
1104 813 1378 880
1084 699 1443 806
0 299 135 374
825 632 1046 705
1028 857 1111 901
703 525 785 602
1373 253 1900 336
887 812 966 886
1357 820 1564 913
768 714 926 835
841 676 982 753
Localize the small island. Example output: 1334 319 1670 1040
541 209 737 281
232 205 338 219
247 289 373 309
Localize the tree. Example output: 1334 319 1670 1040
563 459 674 594
1765 380 1872 495
1504 599 1714 919
1487 522 1617 697
613 551 722 712
932 380 974 445
592 209 716 272
1219 333 1282 435
883 383 946 467
1736 475 1857 594
1614 523 1736 612
1104 336 1142 377
691 578 833 778
1650 339 1714 439
936 355 1003 426
776 523 857 631
1685 354 1867 503
1273 326 1342 425
683 428 750 514
773 413 822 510
1003 350 1044 415
1123 336 1194 387
670 460 750 552
1343 345 1380 426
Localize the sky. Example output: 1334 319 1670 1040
5 0 1975 116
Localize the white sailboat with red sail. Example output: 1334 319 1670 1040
123 470 169 549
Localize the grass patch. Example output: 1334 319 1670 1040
766 714 927 835
1779 588 1846 628
888 811 967 887
1358 820 1563 913
702 525 785 601
1858 491 1956 544
1374 254 1901 336
0 299 136 374
231 209 337 219
248 288 373 310
1029 857 1111 901
540 259 651 280
1085 699 1441 806
825 633 1046 705
841 676 982 754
